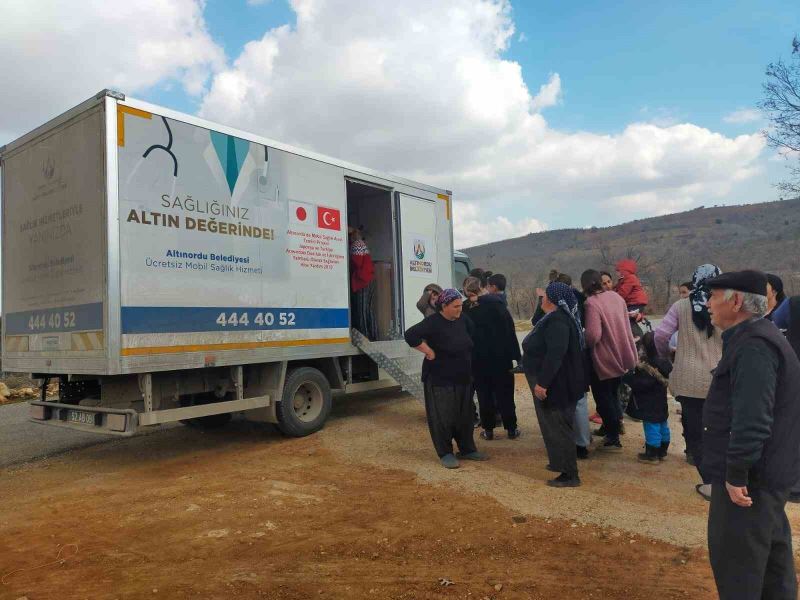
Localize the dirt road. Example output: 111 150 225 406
1 377 797 599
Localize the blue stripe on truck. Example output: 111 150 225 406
4 302 104 335
121 306 349 334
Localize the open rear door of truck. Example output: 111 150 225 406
396 192 448 331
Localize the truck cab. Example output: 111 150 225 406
452 250 473 291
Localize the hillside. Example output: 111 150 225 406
461 198 800 318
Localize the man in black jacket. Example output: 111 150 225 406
704 270 800 600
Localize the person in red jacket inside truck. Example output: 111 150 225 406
615 259 648 312
349 226 377 340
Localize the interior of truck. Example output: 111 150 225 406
345 179 399 343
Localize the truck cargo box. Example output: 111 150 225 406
1 90 455 380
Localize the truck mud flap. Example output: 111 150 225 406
29 401 138 436
350 329 424 404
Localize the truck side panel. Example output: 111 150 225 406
116 104 351 372
2 105 107 372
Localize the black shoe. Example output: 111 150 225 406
592 425 607 437
695 483 711 501
507 428 521 440
788 492 800 504
576 445 589 460
598 437 622 452
659 441 670 461
511 364 524 374
637 444 660 465
545 464 559 473
480 429 494 441
547 473 581 488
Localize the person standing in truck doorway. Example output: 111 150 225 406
349 226 377 340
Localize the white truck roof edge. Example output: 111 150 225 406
120 94 451 197
0 89 124 160
1 89 452 200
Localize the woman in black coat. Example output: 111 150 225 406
463 277 521 440
405 288 488 470
522 282 586 487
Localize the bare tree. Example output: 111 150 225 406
759 36 800 194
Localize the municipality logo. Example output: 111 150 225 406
414 239 426 260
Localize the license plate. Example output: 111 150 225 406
67 410 96 425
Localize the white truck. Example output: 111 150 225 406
1 89 457 437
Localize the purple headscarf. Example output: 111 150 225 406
436 288 461 308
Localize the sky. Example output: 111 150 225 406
1 0 798 248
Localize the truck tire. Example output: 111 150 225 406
276 367 332 437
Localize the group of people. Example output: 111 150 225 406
403 260 800 599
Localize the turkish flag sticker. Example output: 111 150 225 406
317 206 341 231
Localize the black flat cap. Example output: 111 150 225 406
706 270 767 296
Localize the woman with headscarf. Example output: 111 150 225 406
654 264 723 501
405 289 488 469
765 273 787 322
522 282 587 487
416 283 443 318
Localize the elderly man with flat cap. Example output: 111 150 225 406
703 270 800 600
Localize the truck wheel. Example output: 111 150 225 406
276 367 332 437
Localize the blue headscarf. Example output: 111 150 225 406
542 281 585 349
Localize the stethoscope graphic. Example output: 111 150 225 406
143 116 178 177
124 116 277 205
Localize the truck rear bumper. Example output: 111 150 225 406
29 401 138 436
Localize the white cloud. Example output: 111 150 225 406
199 0 765 230
724 108 762 124
454 202 546 248
0 0 224 142
530 73 562 112
0 0 768 237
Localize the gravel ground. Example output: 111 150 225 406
321 377 800 550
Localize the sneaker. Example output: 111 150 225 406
480 429 494 441
619 422 626 435
507 428 521 440
695 483 711 501
457 451 489 461
440 454 459 469
589 412 603 425
547 473 581 488
597 437 622 452
592 425 607 437
576 445 589 460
